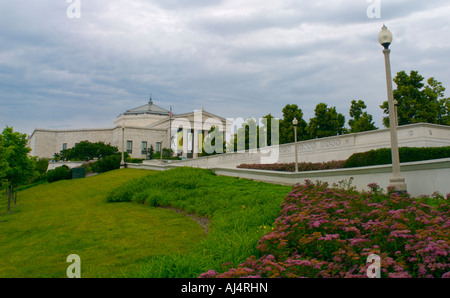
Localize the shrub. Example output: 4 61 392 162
94 155 121 173
80 161 95 175
46 165 71 183
125 157 144 163
152 148 175 159
200 181 450 278
344 146 450 168
238 147 450 172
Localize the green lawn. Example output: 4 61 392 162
0 169 206 278
106 167 293 277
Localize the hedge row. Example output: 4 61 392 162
46 165 72 183
237 160 345 172
47 155 123 183
237 147 450 172
343 146 450 168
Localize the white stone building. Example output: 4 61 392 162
28 98 230 159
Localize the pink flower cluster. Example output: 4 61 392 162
237 160 345 172
200 180 450 278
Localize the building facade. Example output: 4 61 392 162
28 98 231 159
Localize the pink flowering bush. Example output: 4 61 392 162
200 180 450 278
237 160 346 172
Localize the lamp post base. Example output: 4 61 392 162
389 177 407 193
120 163 126 169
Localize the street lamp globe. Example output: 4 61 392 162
292 117 298 126
378 24 393 49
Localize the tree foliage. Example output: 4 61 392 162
59 140 119 161
1 126 36 212
0 134 9 188
230 118 260 152
348 100 378 133
306 103 346 139
260 113 279 147
202 126 226 156
279 104 308 144
380 71 450 127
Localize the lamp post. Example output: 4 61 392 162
120 123 126 168
378 25 406 192
160 140 163 165
292 117 299 172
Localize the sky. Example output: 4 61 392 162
1 0 449 136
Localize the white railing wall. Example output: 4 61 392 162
143 123 450 169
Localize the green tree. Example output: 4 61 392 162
279 104 308 144
231 118 260 152
306 103 346 139
348 100 378 133
0 134 9 189
148 145 154 160
260 113 279 147
1 126 36 213
203 126 226 156
380 71 450 127
59 141 119 161
29 156 50 183
437 97 450 125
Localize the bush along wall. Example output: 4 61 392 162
237 160 345 172
46 165 71 183
93 155 121 173
343 146 450 168
237 147 450 172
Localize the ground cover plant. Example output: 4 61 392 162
200 181 450 278
106 167 292 277
0 169 206 277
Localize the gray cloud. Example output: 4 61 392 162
1 0 449 135
152 0 224 10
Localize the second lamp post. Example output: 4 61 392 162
293 117 299 172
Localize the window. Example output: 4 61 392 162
126 140 133 154
155 142 162 153
141 141 148 154
62 143 67 150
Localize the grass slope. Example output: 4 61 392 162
107 167 293 277
0 169 206 278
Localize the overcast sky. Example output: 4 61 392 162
1 0 449 135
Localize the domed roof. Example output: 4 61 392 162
123 96 170 116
